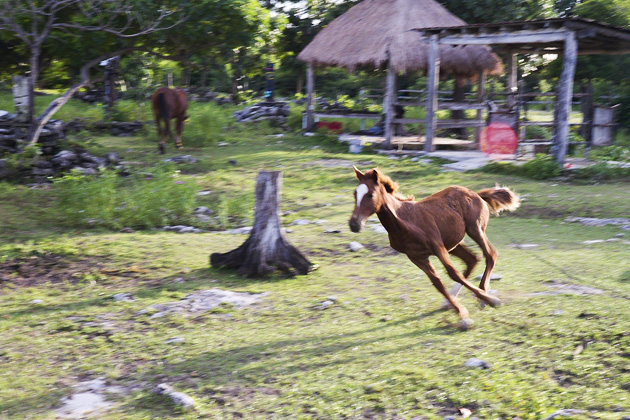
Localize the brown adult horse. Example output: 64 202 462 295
151 87 188 154
349 167 520 329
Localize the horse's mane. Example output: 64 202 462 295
365 169 414 201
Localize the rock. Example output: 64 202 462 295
464 358 490 369
565 216 630 227
615 233 626 238
289 219 312 226
324 229 341 234
543 409 586 420
217 142 229 147
313 300 334 310
197 190 212 196
165 337 185 344
349 241 364 252
104 153 120 166
154 384 196 410
73 167 98 175
112 293 134 302
194 206 214 215
370 224 388 234
142 289 267 316
582 239 605 244
510 243 539 249
120 227 134 233
32 167 54 176
29 299 44 305
163 225 203 234
474 273 502 281
221 227 253 235
163 155 198 164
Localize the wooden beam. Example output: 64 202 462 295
552 31 578 164
438 31 569 45
383 58 396 149
424 35 440 153
305 64 315 131
507 52 518 108
475 71 487 145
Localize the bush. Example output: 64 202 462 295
481 154 561 180
524 125 551 140
590 145 630 162
54 164 198 230
181 103 230 147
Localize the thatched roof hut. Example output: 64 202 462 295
298 0 503 77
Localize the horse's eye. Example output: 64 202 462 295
366 193 373 198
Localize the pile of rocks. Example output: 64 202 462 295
233 101 290 126
29 149 121 181
90 121 144 137
0 110 65 155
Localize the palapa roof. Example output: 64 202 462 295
298 0 503 77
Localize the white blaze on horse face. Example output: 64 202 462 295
356 184 369 207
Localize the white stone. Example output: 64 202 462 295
29 299 44 305
464 358 490 369
349 241 364 252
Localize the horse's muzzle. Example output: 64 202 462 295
349 219 361 233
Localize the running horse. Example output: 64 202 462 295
349 167 520 329
151 87 188 154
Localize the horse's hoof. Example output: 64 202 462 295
459 318 474 330
158 144 165 154
486 295 502 308
176 144 183 149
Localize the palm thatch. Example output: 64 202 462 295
298 0 503 77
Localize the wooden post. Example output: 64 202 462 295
475 71 487 146
383 59 396 149
424 35 440 153
305 64 315 131
506 51 517 108
552 32 577 165
210 171 313 278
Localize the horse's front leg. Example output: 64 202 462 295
409 255 473 330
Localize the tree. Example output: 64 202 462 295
0 0 182 144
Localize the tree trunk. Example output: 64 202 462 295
210 171 313 278
295 73 304 95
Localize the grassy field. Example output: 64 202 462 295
1 99 630 419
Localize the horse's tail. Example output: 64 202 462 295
478 186 521 215
157 92 170 121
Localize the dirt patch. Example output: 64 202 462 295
530 280 605 296
204 386 281 406
0 254 106 287
0 254 160 289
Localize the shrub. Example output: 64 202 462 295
481 154 561 180
54 164 198 230
590 145 630 162
181 103 230 147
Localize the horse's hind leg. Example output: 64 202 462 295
466 224 498 292
175 117 184 149
432 244 501 308
409 256 473 329
441 243 480 309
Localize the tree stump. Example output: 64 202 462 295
210 171 313 278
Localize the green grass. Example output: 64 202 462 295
1 99 630 419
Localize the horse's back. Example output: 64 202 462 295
151 88 187 118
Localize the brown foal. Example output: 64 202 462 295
151 87 188 154
349 167 520 329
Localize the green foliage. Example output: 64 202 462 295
181 103 230 147
482 154 561 180
568 162 630 181
525 125 552 140
54 164 199 230
590 145 630 162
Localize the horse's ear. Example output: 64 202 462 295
371 168 381 184
353 166 365 180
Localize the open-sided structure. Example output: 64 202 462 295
417 18 630 163
298 0 503 147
